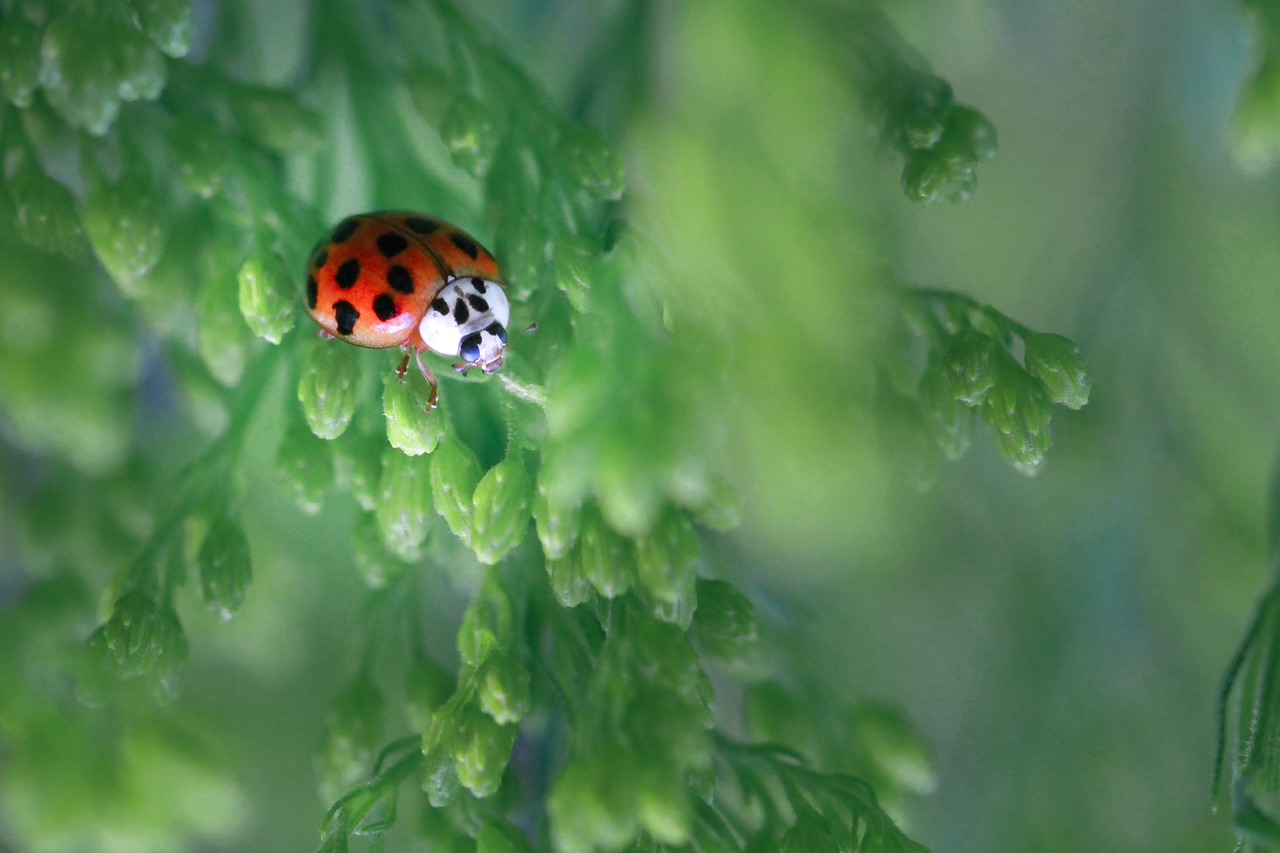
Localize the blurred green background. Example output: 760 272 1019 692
0 0 1272 851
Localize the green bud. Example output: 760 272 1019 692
494 214 546 302
946 105 998 161
917 359 972 459
128 0 193 57
691 473 742 532
635 511 698 627
375 448 434 560
850 702 936 796
197 515 252 620
318 673 385 803
405 652 455 734
906 73 954 118
555 125 625 201
533 487 582 560
476 822 535 853
196 273 249 386
7 154 85 256
430 433 484 542
900 149 949 204
276 420 334 515
983 356 1053 475
147 605 188 702
477 653 531 725
546 545 592 608
551 235 595 313
353 511 410 588
297 341 359 439
637 772 691 846
82 164 168 293
903 109 944 149
422 711 461 807
112 10 167 102
692 579 758 661
578 510 635 599
779 809 840 853
383 371 443 455
1233 55 1280 172
38 12 120 133
332 428 383 511
451 702 517 798
548 750 637 853
470 450 534 565
903 94 981 201
941 163 976 204
458 576 513 667
77 626 117 708
102 589 162 678
225 82 323 154
237 246 295 344
1023 332 1090 410
942 328 999 405
0 12 41 107
170 113 228 198
405 63 451 124
440 94 500 176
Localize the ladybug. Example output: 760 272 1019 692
304 211 512 408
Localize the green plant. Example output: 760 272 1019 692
0 2 1102 852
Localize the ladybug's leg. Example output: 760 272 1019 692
396 353 411 380
415 353 439 410
452 362 470 376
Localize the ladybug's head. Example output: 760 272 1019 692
418 277 510 373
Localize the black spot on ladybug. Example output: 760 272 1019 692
335 258 360 289
387 264 414 293
450 232 480 260
331 218 360 244
486 321 507 344
460 332 482 363
405 217 438 234
376 232 408 258
431 297 449 315
471 278 486 293
306 275 318 309
333 300 359 335
454 298 470 324
312 249 328 269
373 293 397 321
468 294 489 313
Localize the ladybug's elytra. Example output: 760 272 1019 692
304 211 511 408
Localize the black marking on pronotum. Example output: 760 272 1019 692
450 232 480 259
405 217 438 234
331 218 359 244
454 298 470 324
468 294 489 313
333 300 359 335
387 265 414 293
313 249 328 269
485 321 507 344
431 297 449 315
373 293 397 321
376 232 409 258
471 278 486 293
460 332 482 363
306 275 318 309
335 258 360 289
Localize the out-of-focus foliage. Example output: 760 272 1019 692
0 0 1268 852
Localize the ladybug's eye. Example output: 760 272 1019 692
459 332 482 363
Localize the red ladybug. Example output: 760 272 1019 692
304 211 511 408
